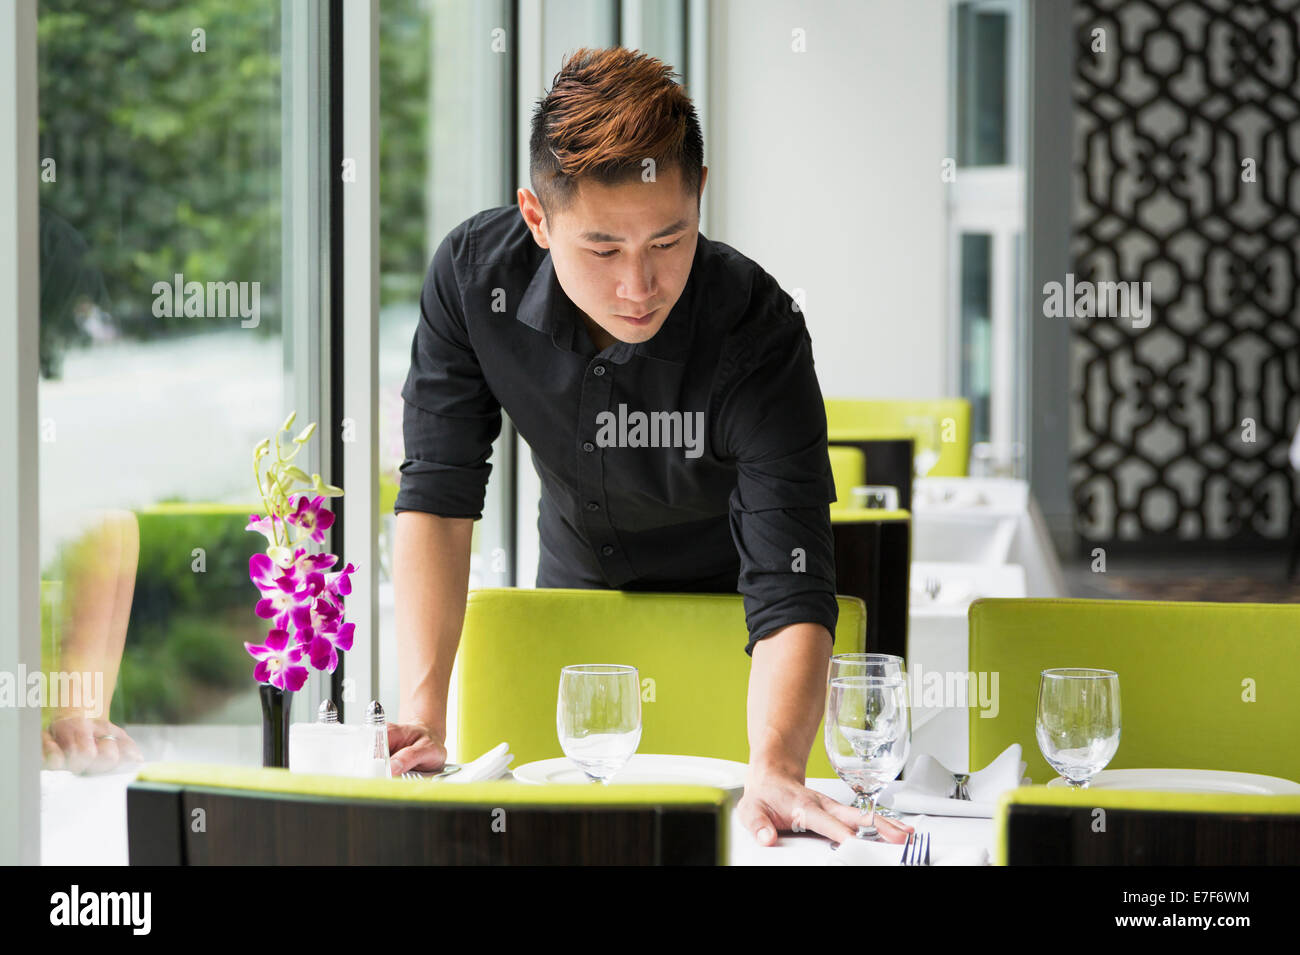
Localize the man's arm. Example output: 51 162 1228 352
387 218 501 772
739 622 915 846
718 279 912 845
388 511 474 774
746 621 832 779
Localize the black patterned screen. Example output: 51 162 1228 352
1071 0 1300 551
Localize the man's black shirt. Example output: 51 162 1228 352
395 205 838 654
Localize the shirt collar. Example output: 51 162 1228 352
515 235 707 366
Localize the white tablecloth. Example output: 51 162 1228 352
905 477 1064 773
907 562 1027 773
728 777 994 865
911 477 1066 598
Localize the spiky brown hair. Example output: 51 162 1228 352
529 46 704 220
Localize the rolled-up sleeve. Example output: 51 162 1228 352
394 224 503 520
716 306 839 655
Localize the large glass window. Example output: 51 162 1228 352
36 0 329 863
376 0 515 739
948 0 1026 471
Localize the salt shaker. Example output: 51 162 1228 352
365 700 391 778
318 699 339 724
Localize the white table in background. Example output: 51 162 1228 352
729 777 994 865
911 477 1066 598
906 561 1027 773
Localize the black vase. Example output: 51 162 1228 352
259 683 292 768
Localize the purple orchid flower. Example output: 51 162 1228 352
245 628 309 691
250 554 307 630
302 621 355 674
291 595 342 635
297 560 353 602
245 513 284 548
290 547 337 578
325 561 356 597
286 494 335 545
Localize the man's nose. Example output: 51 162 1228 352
617 256 656 303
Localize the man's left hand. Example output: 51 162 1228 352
738 767 915 847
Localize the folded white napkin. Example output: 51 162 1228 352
876 744 1028 817
827 836 989 866
444 742 513 783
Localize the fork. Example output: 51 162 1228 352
900 831 931 866
924 576 941 601
399 764 461 780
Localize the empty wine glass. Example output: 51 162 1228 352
903 415 941 478
557 664 642 784
828 654 908 819
1036 668 1121 788
825 675 910 840
829 652 905 681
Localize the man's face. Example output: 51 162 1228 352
520 163 708 347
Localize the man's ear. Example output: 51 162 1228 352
517 188 550 249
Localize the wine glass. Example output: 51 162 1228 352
557 664 642 784
829 652 905 681
1035 668 1121 788
903 415 941 478
825 675 910 840
828 654 908 819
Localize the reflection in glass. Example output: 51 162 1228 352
959 232 992 445
38 0 290 771
956 2 1010 167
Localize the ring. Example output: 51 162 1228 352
95 734 118 741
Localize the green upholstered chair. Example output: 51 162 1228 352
969 598 1300 786
456 588 868 779
824 398 972 477
995 787 1300 865
827 445 866 510
128 762 730 865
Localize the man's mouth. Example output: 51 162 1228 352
615 308 657 325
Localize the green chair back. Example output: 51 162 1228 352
130 762 729 865
457 588 868 779
996 787 1300 865
969 598 1300 784
825 398 971 476
827 446 866 510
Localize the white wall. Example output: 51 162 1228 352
514 0 953 586
707 0 950 400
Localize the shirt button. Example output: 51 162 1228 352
582 441 595 452
586 501 600 511
601 544 614 556
592 364 606 376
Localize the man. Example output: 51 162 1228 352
387 46 911 847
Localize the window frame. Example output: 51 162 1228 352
0 0 42 867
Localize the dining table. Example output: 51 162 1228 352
727 777 995 865
911 476 1067 598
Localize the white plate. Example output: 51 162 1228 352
513 753 748 792
1046 768 1300 794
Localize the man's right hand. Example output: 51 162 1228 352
387 720 448 775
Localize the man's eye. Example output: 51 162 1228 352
589 239 681 258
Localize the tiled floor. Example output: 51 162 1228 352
1061 552 1300 603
